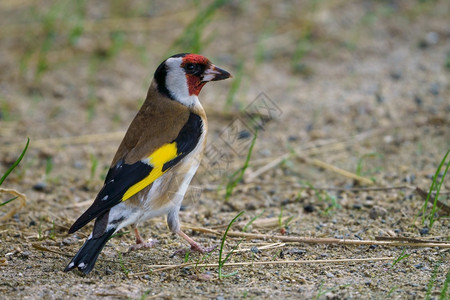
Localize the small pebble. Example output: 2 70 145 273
160 272 167 282
61 237 78 246
404 194 414 200
326 272 334 278
303 204 315 213
105 267 114 275
285 248 306 256
73 161 84 169
414 264 424 269
419 227 429 236
403 174 416 184
369 206 387 219
281 198 291 206
429 83 440 96
352 203 362 210
33 182 47 192
251 246 260 254
414 95 423 107
245 202 257 210
363 200 374 208
238 130 252 139
390 70 402 81
375 93 384 103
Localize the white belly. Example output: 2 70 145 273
107 160 200 232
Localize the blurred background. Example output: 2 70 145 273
1 0 448 184
0 0 449 298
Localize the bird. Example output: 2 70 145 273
64 53 231 274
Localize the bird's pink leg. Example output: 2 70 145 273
128 227 158 252
170 230 217 257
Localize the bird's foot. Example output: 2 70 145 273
128 239 158 252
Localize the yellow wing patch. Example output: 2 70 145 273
122 142 178 201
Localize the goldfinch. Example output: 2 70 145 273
64 53 231 274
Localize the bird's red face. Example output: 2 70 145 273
181 54 232 96
154 53 232 106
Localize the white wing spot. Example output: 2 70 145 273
102 195 109 201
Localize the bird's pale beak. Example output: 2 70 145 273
202 64 232 82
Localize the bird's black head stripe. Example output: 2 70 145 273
154 61 174 100
154 53 191 100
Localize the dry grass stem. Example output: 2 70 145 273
185 227 450 249
245 151 374 186
375 236 450 244
129 257 394 276
415 187 450 214
298 156 374 185
0 188 27 222
235 242 285 253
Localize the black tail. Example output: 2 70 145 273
64 229 115 274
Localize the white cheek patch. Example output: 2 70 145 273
165 58 189 99
165 57 201 107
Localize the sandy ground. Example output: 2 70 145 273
0 0 449 299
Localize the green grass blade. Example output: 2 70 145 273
440 270 449 300
218 211 244 279
0 138 30 186
242 209 265 232
171 0 230 53
425 262 441 300
110 231 130 239
0 196 18 207
390 248 411 268
422 149 450 226
225 130 258 201
430 150 450 222
117 252 129 276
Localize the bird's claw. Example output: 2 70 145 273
127 239 158 252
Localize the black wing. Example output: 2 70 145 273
68 113 203 233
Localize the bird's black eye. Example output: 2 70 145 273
185 63 200 74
